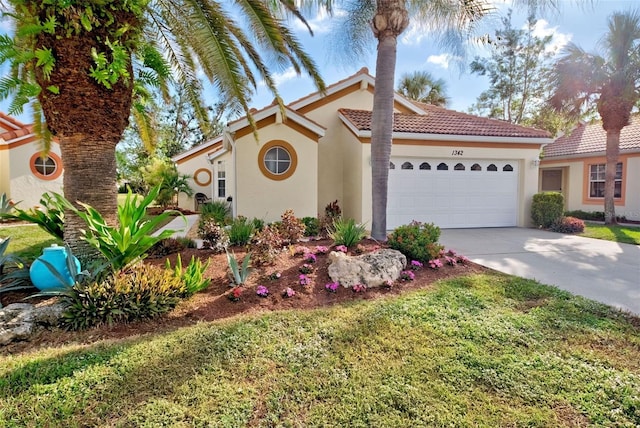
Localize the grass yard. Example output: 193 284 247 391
1 273 639 426
0 225 60 261
581 223 640 245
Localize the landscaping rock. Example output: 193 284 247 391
328 249 407 288
0 301 66 346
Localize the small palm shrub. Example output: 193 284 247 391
61 263 185 330
387 221 444 263
279 209 305 244
200 201 231 225
550 216 585 234
251 224 283 265
229 216 255 246
301 216 320 237
198 218 230 252
531 192 564 228
329 217 367 247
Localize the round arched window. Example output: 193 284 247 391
30 152 63 180
258 140 298 181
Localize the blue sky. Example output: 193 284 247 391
1 0 637 123
250 0 639 114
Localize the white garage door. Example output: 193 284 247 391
387 158 519 229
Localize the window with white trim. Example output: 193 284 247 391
217 161 226 198
34 156 57 176
589 162 622 198
264 146 291 175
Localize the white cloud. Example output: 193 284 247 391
401 22 430 46
273 67 299 86
530 19 573 54
427 54 455 69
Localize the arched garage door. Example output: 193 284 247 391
387 158 519 229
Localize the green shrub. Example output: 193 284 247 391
564 210 628 223
68 185 182 270
176 237 198 248
329 217 367 247
166 255 210 296
387 221 444 263
197 218 229 251
252 218 265 232
229 216 255 246
0 238 33 307
61 263 184 330
279 209 305 244
200 201 231 225
301 217 320 237
550 216 585 234
531 192 564 228
0 193 65 239
251 224 283 265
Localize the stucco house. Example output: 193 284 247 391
539 118 640 221
173 68 552 229
0 112 63 208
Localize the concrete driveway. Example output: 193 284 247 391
439 228 640 316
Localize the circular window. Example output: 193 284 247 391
193 168 212 186
30 152 63 180
258 140 297 181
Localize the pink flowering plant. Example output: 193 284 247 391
282 287 296 298
400 270 415 281
299 263 313 274
325 282 339 293
445 256 457 266
352 283 366 293
256 285 269 297
335 245 348 253
382 279 394 289
410 260 423 270
315 245 329 254
299 274 310 286
305 253 317 263
428 259 443 269
457 255 470 265
268 272 281 281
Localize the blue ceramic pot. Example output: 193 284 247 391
29 245 81 291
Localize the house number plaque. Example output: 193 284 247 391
451 150 464 156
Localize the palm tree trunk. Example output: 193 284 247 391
604 129 620 224
59 134 119 255
370 0 409 241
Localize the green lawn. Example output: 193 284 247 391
0 224 60 261
581 223 640 245
1 273 639 426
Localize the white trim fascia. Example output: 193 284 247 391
0 132 36 146
0 117 22 131
289 73 424 115
227 105 326 137
543 147 640 161
207 148 228 162
338 111 365 137
172 135 223 162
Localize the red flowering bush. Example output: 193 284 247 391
550 216 585 234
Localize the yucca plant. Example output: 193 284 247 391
64 185 184 270
226 250 252 286
329 217 367 248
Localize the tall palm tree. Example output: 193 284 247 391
0 0 325 253
550 10 640 224
397 70 449 106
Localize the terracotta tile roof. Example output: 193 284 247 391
339 106 551 139
0 125 35 143
544 118 640 157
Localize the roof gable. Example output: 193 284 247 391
545 118 640 158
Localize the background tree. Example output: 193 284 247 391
0 0 324 254
468 10 573 135
141 158 193 208
397 70 449 106
550 10 640 224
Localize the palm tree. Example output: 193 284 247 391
397 70 449 106
0 0 324 253
550 10 640 224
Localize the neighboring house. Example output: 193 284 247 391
0 112 63 208
539 118 640 221
173 68 552 229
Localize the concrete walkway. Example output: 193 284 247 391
439 228 640 316
152 214 200 240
